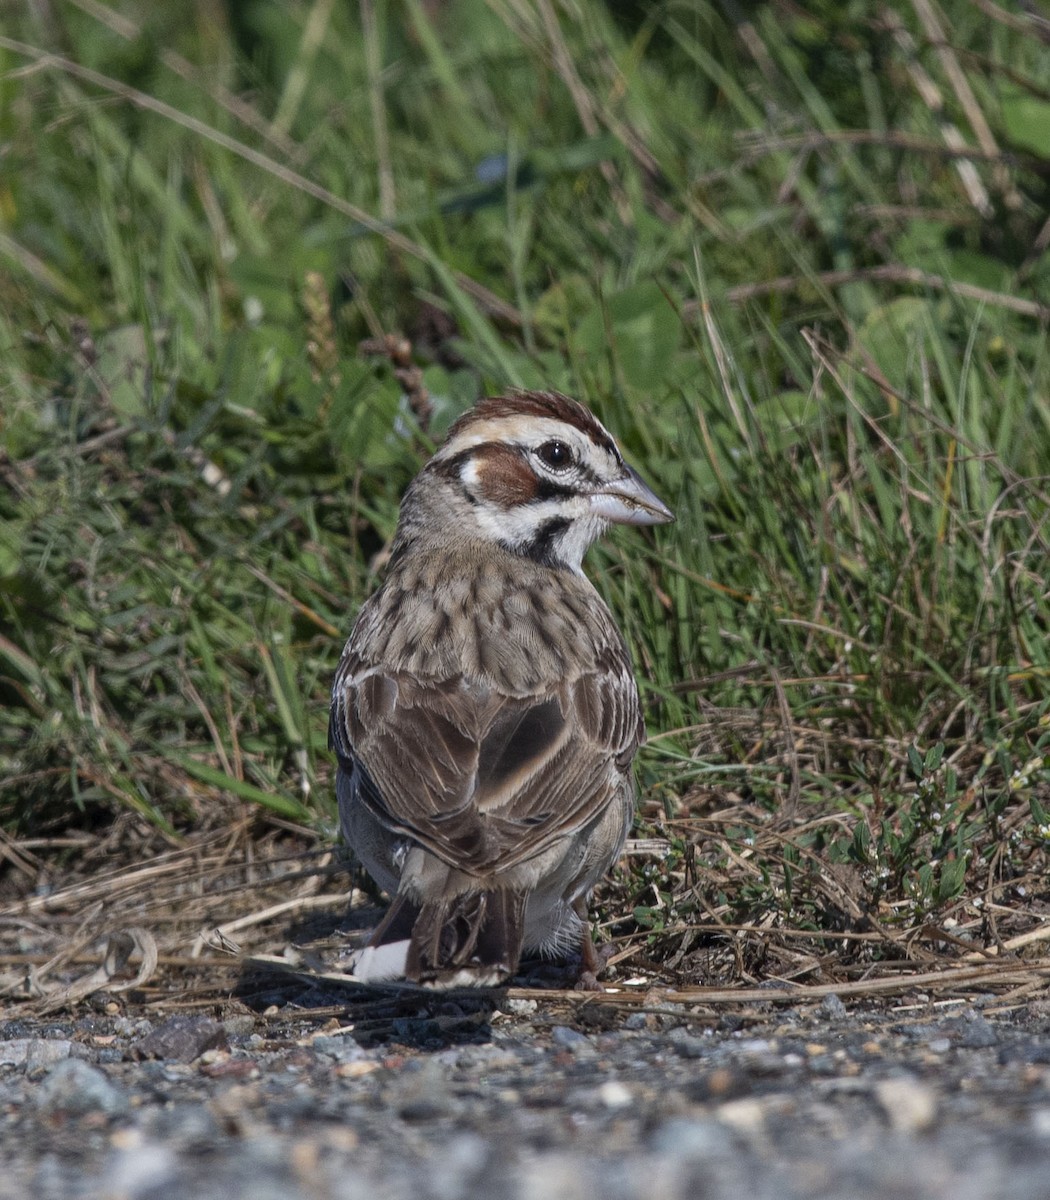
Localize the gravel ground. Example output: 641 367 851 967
4 987 1050 1200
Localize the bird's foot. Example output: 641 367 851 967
574 938 617 992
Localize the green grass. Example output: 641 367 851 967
2 0 1049 975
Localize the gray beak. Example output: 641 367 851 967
590 465 674 527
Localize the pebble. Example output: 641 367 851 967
820 993 848 1020
874 1075 938 1132
222 1015 257 1039
33 1059 129 1119
716 1097 767 1134
596 1080 633 1109
954 1015 999 1049
648 1116 734 1159
0 1039 85 1068
550 1026 596 1057
105 1143 178 1198
311 1035 365 1063
503 999 538 1015
395 1057 460 1121
667 1027 707 1059
1 1002 1049 1200
130 1015 227 1063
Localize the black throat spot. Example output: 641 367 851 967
521 516 572 566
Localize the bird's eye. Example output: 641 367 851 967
536 440 573 470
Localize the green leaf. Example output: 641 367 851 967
1000 88 1050 157
94 325 150 418
575 281 681 392
174 755 312 821
855 297 932 393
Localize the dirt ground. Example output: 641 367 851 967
4 984 1050 1199
3 826 1050 1199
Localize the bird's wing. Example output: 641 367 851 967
329 653 642 875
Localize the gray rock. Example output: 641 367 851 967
648 1116 734 1159
130 1015 227 1063
954 1015 999 1049
550 1026 595 1056
311 1034 365 1062
668 1026 708 1059
821 993 848 1020
0 1039 86 1069
33 1059 128 1119
396 1057 460 1121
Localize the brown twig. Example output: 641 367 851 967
882 7 992 216
909 0 1022 208
360 334 433 433
711 264 1050 320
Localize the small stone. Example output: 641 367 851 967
550 1026 595 1056
396 1058 458 1121
955 1016 998 1049
130 1015 227 1063
717 1098 766 1134
147 1101 224 1148
875 1076 937 1132
222 1015 256 1039
200 1057 257 1080
667 1027 707 1060
106 1142 177 1197
113 1017 154 1038
311 1035 365 1063
34 1059 129 1119
336 1060 379 1078
0 1039 85 1069
999 1040 1050 1066
503 999 538 1015
596 1080 632 1109
649 1116 733 1158
820 993 848 1019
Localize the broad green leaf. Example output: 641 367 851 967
1001 89 1050 157
574 281 681 392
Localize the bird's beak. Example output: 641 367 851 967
590 465 674 527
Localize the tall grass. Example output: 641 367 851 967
1 0 1048 964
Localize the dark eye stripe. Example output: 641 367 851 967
433 441 603 504
530 478 577 503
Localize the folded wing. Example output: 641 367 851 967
329 656 642 877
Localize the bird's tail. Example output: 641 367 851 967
350 889 526 989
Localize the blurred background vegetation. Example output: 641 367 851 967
2 0 1049 971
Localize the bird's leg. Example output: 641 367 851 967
573 899 616 992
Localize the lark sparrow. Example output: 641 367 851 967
330 390 672 988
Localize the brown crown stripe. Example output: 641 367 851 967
445 390 620 459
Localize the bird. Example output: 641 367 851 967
329 389 673 988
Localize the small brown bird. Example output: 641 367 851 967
329 390 672 987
